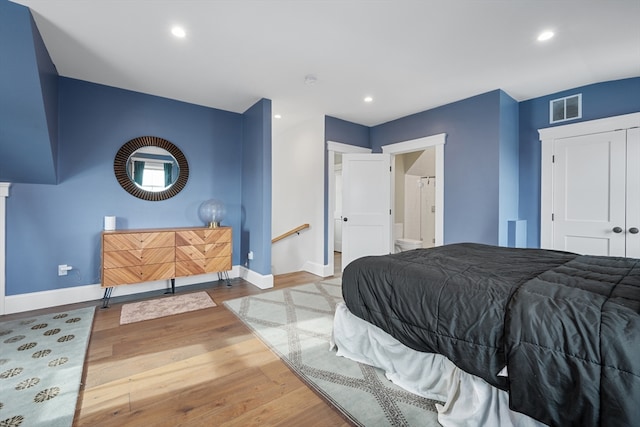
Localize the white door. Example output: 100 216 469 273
626 128 640 258
341 153 392 269
552 130 627 256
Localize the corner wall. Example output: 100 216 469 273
241 98 273 282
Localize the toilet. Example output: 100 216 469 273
395 238 423 252
394 223 423 252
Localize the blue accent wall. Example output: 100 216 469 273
371 90 513 246
518 77 640 248
325 116 370 147
0 0 58 184
241 99 272 275
6 78 244 295
498 91 520 246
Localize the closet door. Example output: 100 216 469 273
552 130 627 256
626 128 640 258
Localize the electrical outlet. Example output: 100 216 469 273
248 251 254 260
58 264 72 276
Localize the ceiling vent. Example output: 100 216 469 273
550 94 582 124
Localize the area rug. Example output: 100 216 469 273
0 306 95 427
224 279 442 427
120 291 216 325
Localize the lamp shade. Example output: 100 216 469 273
198 199 226 228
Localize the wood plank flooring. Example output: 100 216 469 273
2 263 350 426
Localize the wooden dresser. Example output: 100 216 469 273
101 227 232 305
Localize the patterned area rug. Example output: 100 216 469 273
224 279 442 427
120 291 216 325
0 306 95 427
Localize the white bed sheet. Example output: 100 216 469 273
331 302 546 427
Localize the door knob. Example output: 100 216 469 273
613 227 623 233
630 227 639 234
343 217 348 222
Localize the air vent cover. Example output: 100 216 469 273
550 94 582 124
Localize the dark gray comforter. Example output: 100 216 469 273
341 243 640 427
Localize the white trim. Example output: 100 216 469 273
381 134 446 154
538 113 640 249
303 260 333 277
327 141 372 154
0 182 10 315
2 265 267 314
239 266 273 289
382 134 446 247
539 112 640 140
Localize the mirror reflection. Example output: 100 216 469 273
127 147 180 192
114 135 189 201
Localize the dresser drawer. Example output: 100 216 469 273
175 228 231 246
103 247 175 268
103 231 175 251
103 262 175 286
175 243 231 261
175 256 231 277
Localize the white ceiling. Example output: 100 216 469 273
12 0 640 129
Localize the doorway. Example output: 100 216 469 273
326 133 446 275
394 149 436 249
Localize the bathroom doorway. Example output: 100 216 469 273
394 149 436 249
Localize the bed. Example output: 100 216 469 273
333 243 640 427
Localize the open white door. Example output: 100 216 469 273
341 153 391 270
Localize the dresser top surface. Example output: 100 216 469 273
102 226 231 235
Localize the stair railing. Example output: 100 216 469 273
272 223 310 243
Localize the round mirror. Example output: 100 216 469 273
114 136 189 201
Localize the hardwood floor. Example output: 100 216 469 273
3 270 351 426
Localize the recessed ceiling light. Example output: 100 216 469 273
364 96 373 103
274 114 282 119
537 30 554 42
171 26 186 38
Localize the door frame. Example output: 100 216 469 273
382 134 446 247
0 183 11 315
326 142 371 276
326 133 446 275
538 112 640 249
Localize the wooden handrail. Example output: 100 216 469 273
272 223 310 243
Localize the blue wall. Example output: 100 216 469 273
518 77 640 247
6 78 245 295
0 0 58 184
325 116 370 147
241 99 273 275
498 91 520 246
370 90 516 246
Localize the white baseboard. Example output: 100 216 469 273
3 265 270 314
302 261 333 278
239 266 273 289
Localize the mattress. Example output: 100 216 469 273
332 302 546 427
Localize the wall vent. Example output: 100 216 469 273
549 94 582 124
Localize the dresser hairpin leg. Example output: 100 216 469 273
101 287 113 309
165 278 176 295
218 271 231 287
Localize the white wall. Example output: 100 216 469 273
271 116 326 276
